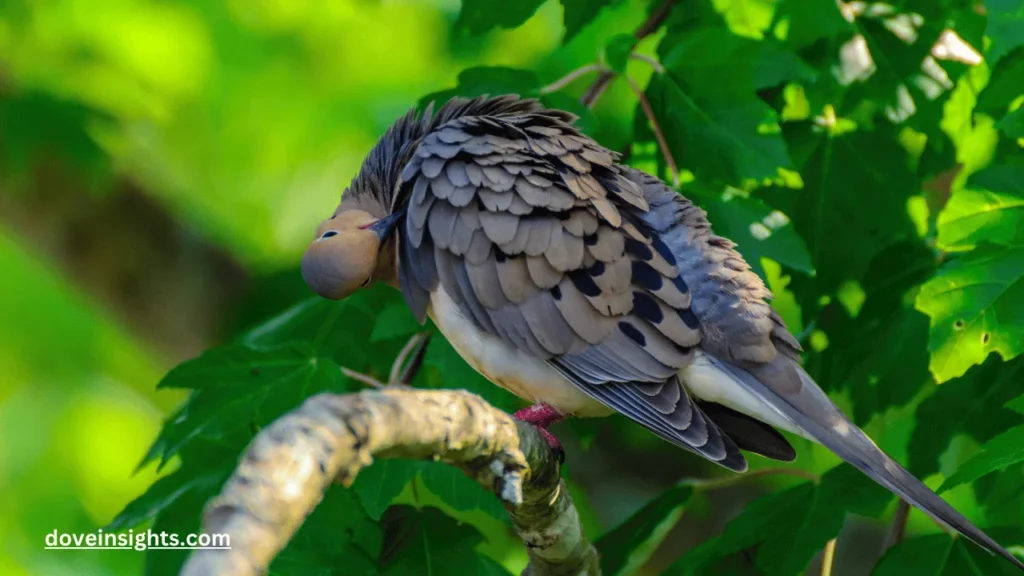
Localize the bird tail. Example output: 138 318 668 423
708 353 1024 571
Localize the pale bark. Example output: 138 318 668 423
179 388 600 576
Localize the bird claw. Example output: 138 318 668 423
513 403 566 465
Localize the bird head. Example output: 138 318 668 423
301 207 402 300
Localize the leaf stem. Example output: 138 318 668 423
625 75 679 186
883 499 911 552
821 538 837 576
580 0 677 108
538 63 605 95
684 467 819 491
629 53 665 74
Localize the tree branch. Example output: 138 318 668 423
580 0 677 108
179 388 599 576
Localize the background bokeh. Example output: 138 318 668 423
2 0 1022 575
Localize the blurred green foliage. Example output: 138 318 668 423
2 0 1024 575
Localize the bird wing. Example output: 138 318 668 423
629 167 1024 571
394 96 748 470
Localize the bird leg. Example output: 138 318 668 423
512 403 566 463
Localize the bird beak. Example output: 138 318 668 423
367 211 403 241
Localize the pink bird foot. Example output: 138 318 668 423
513 403 566 464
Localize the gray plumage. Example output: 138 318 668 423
335 94 1024 571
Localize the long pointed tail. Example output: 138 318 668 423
709 353 1024 571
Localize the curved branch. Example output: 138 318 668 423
179 388 599 576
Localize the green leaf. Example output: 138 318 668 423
938 425 1024 493
668 465 891 576
697 191 814 278
649 28 798 183
380 506 511 575
874 532 1024 576
105 463 228 532
604 33 634 74
915 245 1024 382
561 0 620 43
997 107 1024 139
711 0 775 38
371 302 422 343
142 487 209 576
762 128 918 304
985 0 1024 67
419 461 508 522
596 484 693 576
907 356 1024 478
938 165 1024 250
353 459 426 521
270 486 382 576
142 343 352 469
455 0 547 36
773 0 850 49
977 51 1024 117
1008 394 1024 416
802 241 936 421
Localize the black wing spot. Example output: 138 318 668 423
618 321 646 346
551 285 562 300
632 292 664 323
678 308 700 330
650 235 676 265
584 233 598 246
495 250 507 263
671 275 689 294
625 237 654 261
569 270 601 297
631 261 663 291
588 261 606 277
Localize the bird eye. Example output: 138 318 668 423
320 231 338 239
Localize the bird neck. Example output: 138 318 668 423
372 236 400 289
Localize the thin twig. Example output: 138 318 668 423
539 63 606 95
684 467 819 491
629 53 665 74
625 75 678 186
821 538 837 576
581 0 677 108
388 332 428 385
341 367 386 389
883 499 911 551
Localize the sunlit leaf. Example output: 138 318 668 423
938 165 1024 250
939 425 1024 493
916 245 1024 382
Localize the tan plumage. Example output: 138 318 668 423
299 95 1024 570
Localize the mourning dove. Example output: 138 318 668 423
301 95 1024 569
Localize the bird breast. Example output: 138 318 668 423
427 284 613 417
